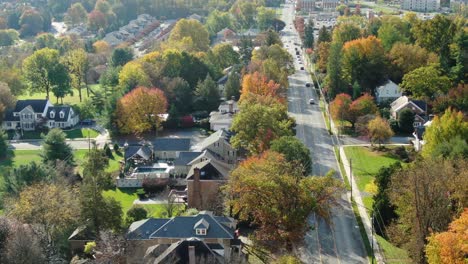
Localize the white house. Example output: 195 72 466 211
2 99 79 131
375 80 402 104
209 100 239 131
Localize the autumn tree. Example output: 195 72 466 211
316 41 330 73
2 161 54 196
231 94 294 154
330 93 352 122
422 108 468 159
9 183 80 257
270 136 312 175
368 116 394 147
167 19 209 52
88 10 107 32
426 209 468 264
118 61 151 92
0 83 16 123
92 40 110 54
115 86 168 135
400 64 451 99
388 43 438 83
389 159 468 263
224 151 343 250
342 36 387 94
19 9 44 37
22 48 71 99
433 84 468 114
250 44 293 88
349 93 378 127
241 72 281 99
194 74 220 112
63 48 89 101
65 3 88 26
205 10 233 36
41 128 74 165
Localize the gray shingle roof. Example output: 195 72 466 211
194 130 231 152
152 238 221 264
186 158 231 180
153 138 191 151
14 99 49 113
3 110 19 122
174 151 203 166
127 212 235 240
124 145 153 160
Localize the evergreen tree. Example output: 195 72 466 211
224 71 241 101
194 74 220 112
304 19 314 48
41 128 74 165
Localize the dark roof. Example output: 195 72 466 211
414 126 426 140
174 151 203 166
153 138 191 152
3 110 19 122
187 158 231 180
124 145 153 160
14 99 49 113
412 100 427 112
46 106 72 122
127 212 235 240
217 75 228 85
153 238 222 264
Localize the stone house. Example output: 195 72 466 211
390 96 427 127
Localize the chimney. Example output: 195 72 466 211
193 168 201 208
188 246 196 264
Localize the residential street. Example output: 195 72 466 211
281 3 368 263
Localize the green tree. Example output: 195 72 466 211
194 74 220 112
41 128 74 165
0 129 7 159
110 47 133 67
225 71 241 101
225 151 343 250
0 82 17 123
400 64 451 99
167 19 210 52
19 9 44 37
325 42 346 98
34 33 58 50
125 206 147 225
388 43 438 83
231 94 294 154
2 162 54 196
211 43 240 70
65 3 88 26
397 108 415 133
0 29 19 46
263 29 282 47
317 26 331 45
257 7 277 31
332 22 362 44
160 77 193 114
22 48 71 100
239 35 253 65
378 23 408 51
270 136 312 175
63 48 89 101
431 136 468 160
422 108 468 159
304 19 314 48
118 61 151 92
205 10 233 36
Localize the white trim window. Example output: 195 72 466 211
196 228 207 235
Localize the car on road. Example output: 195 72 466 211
309 98 315 104
300 66 304 70
305 82 311 87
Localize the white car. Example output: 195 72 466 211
309 98 315 104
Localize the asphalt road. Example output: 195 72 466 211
281 3 368 263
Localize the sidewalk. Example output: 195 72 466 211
340 146 384 264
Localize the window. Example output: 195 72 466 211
37 114 41 118
196 229 207 235
6 122 11 127
59 111 64 118
413 122 421 127
50 111 55 119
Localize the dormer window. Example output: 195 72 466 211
59 111 64 118
50 111 55 119
196 228 207 235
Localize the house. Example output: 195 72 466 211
153 138 191 160
144 238 223 263
375 80 402 104
173 151 203 176
412 120 432 152
209 100 239 132
215 28 237 43
217 75 228 96
124 144 154 165
187 13 203 22
2 99 79 131
68 225 96 254
390 96 427 127
193 129 237 165
186 160 231 209
126 211 242 264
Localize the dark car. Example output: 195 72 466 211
300 66 304 70
306 82 311 87
80 119 95 126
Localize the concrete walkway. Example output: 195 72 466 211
339 146 384 264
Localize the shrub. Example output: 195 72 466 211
136 188 146 199
104 143 113 158
113 143 120 153
142 178 168 195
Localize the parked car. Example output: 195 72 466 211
306 83 311 87
300 66 304 70
309 98 315 104
80 119 95 126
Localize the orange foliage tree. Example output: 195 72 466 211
240 72 280 100
115 87 168 134
349 93 378 126
330 93 352 121
426 208 468 264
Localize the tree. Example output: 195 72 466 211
225 151 343 250
317 26 331 45
231 95 294 154
63 48 89 101
34 33 58 50
378 23 408 51
304 19 314 48
125 206 147 225
430 136 468 160
92 40 110 54
205 10 233 36
9 183 80 254
239 36 253 65
325 42 346 98
87 10 107 32
2 162 54 196
388 43 438 83
225 71 241 101
349 93 378 127
0 129 7 159
0 82 16 123
211 43 240 70
400 64 451 99
330 93 352 122
368 116 394 147
230 0 256 28
19 9 44 37
159 77 193 114
22 48 71 99
422 108 468 159
94 231 126 263
110 47 133 67
65 3 88 26
167 19 209 52
0 29 19 46
426 209 468 264
80 145 122 234
372 162 401 237
389 159 468 263
194 74 220 112
241 72 281 99
115 86 168 135
41 128 74 165
257 7 277 31
342 36 387 94
0 67 27 96
397 108 415 133
118 61 151 92
270 136 312 175
316 41 330 73
433 84 468 115
332 22 362 44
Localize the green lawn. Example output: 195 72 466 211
103 188 185 217
64 128 100 139
377 235 411 263
74 149 121 173
18 88 90 105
